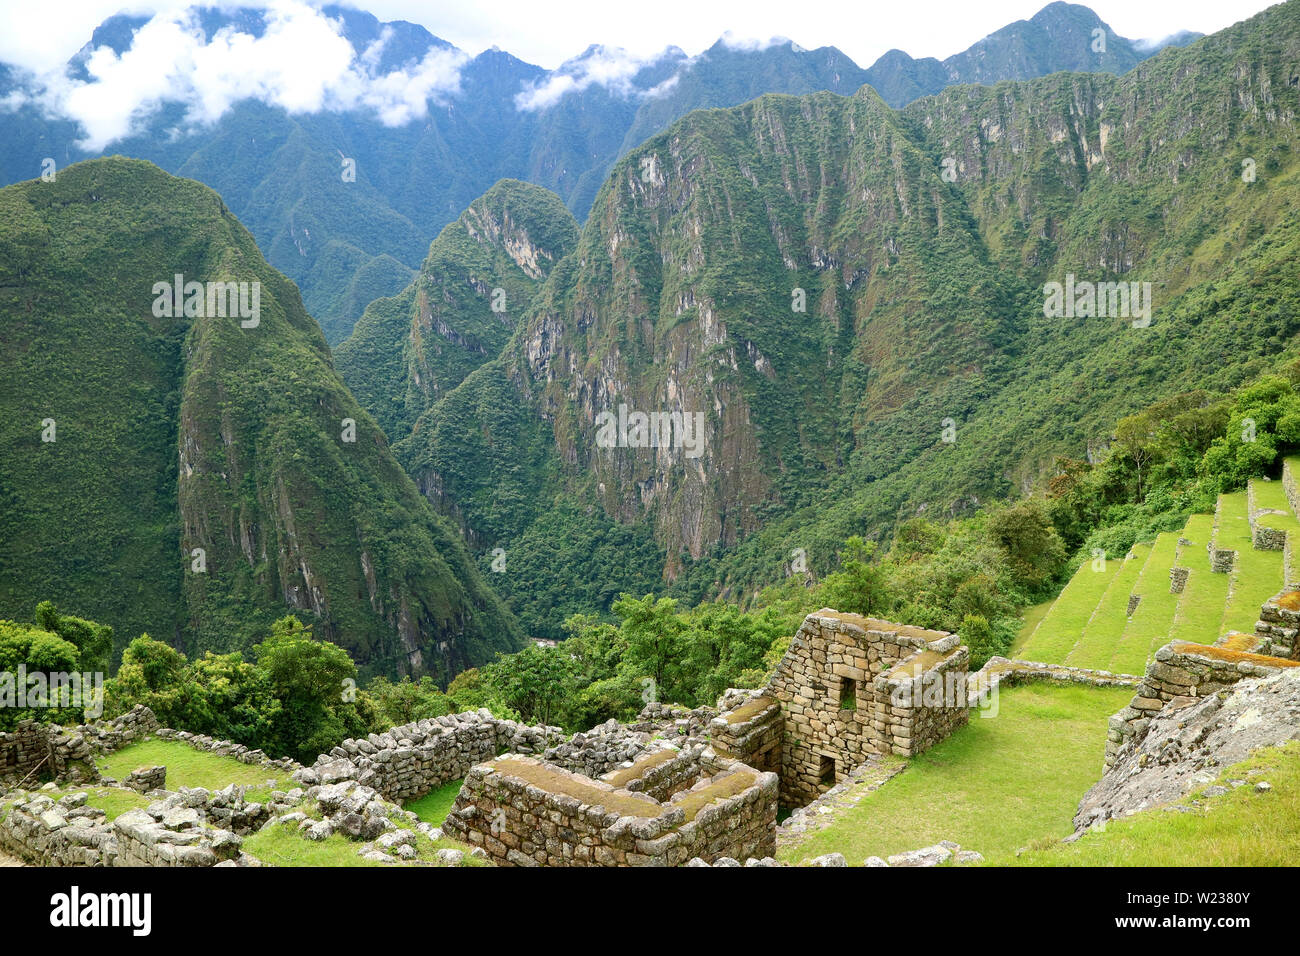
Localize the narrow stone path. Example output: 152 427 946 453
0 848 25 867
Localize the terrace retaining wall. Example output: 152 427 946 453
1105 641 1300 766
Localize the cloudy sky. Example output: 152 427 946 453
0 0 1277 74
0 0 1278 150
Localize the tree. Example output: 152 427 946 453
0 620 82 729
612 594 685 700
482 644 577 726
818 537 893 616
986 500 1066 591
252 616 367 763
34 601 113 674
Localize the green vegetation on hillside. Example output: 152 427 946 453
0 158 522 678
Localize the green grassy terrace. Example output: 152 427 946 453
778 682 1132 865
97 739 293 802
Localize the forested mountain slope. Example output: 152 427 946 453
0 158 522 678
373 0 1300 624
0 3 1188 343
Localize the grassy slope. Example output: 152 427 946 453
1064 543 1152 669
1015 741 1300 866
1010 599 1054 657
1107 532 1182 675
778 682 1132 865
1168 514 1228 646
1019 559 1120 662
1218 491 1283 635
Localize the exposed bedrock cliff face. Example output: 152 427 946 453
514 89 1009 568
337 179 580 446
347 3 1300 591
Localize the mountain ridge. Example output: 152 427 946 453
0 2 1197 343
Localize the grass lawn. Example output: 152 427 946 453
241 816 486 867
1019 559 1120 663
404 778 463 827
1064 543 1152 670
777 682 1133 865
1014 741 1300 866
97 739 293 802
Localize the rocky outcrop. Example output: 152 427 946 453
1077 668 1300 830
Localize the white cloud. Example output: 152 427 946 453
10 0 466 150
514 44 669 111
714 31 792 53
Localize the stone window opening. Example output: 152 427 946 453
838 676 857 711
819 753 836 786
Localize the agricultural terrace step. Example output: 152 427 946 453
1168 513 1227 647
1064 543 1151 670
1170 642 1300 670
1018 557 1121 664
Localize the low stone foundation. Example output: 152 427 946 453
969 657 1142 709
124 766 166 793
0 788 256 867
444 746 778 866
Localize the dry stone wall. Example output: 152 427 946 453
0 788 257 867
0 705 158 788
444 748 778 866
759 611 968 806
1255 592 1300 657
295 710 565 803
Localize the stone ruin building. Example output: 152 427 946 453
444 610 970 862
1 609 972 867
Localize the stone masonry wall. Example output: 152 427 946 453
762 611 967 807
710 695 782 777
0 705 158 788
874 644 969 757
0 789 252 867
296 710 565 803
1105 641 1300 766
444 748 778 866
1255 592 1300 657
